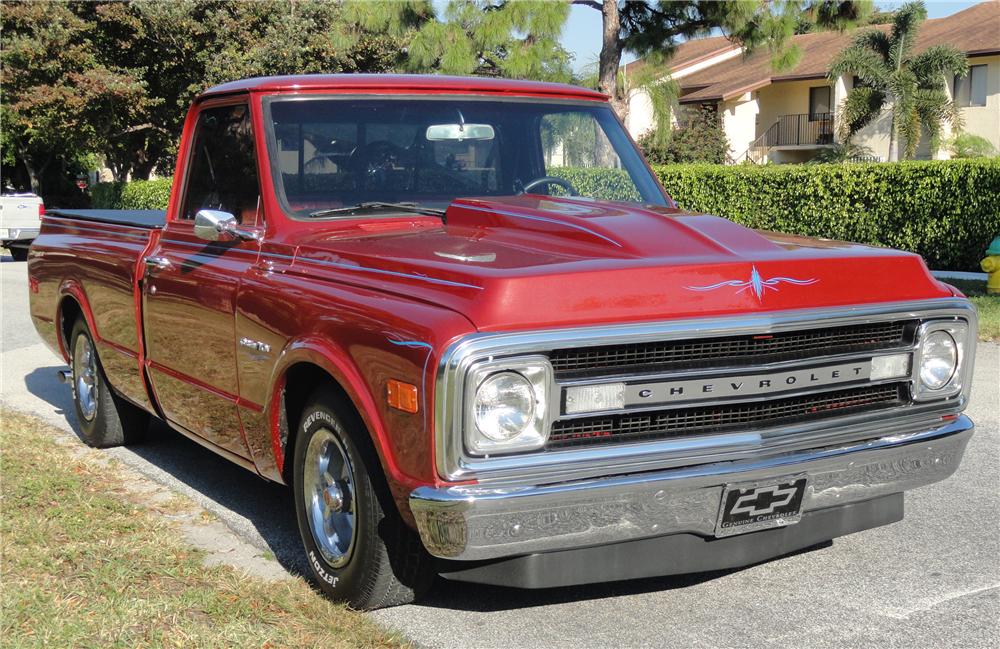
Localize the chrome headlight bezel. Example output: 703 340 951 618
463 355 553 455
912 320 970 401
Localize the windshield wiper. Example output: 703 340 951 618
308 202 446 219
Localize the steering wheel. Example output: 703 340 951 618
519 176 579 196
351 140 406 175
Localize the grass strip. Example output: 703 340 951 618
0 409 408 649
943 278 1000 341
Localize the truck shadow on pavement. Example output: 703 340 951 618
22 364 833 611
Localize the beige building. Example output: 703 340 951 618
625 1 1000 164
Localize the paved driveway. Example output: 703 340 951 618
2 255 997 648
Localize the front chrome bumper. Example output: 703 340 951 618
410 415 973 560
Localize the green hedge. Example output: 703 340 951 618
90 182 125 209
119 178 172 210
652 159 1000 272
91 179 170 210
550 167 642 203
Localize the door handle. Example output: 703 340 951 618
143 256 171 272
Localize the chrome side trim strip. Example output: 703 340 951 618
434 298 977 483
411 415 973 560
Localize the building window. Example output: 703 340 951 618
955 65 987 107
809 86 832 120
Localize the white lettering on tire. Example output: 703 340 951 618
303 410 338 432
309 550 340 587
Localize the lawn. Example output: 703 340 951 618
0 409 408 649
943 278 1000 341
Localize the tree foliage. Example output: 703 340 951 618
1 1 148 194
3 1 581 197
576 0 871 119
2 1 436 194
828 1 967 161
406 1 571 80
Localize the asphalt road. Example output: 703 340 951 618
2 253 998 648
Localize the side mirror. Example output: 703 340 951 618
194 209 236 241
194 209 260 243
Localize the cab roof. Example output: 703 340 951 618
200 74 608 102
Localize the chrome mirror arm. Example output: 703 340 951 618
194 209 261 243
221 221 262 243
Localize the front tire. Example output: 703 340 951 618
292 391 433 609
8 247 28 262
69 318 148 447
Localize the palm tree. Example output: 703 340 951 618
828 1 967 161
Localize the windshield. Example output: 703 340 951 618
264 97 666 217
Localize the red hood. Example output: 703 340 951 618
286 195 950 331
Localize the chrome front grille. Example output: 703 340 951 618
548 383 907 449
549 320 915 378
434 299 976 483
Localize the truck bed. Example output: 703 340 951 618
46 209 166 229
29 208 161 412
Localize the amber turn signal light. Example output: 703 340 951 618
387 379 419 413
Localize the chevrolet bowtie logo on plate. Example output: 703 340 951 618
685 265 818 302
717 477 808 537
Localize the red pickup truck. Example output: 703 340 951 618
29 75 977 609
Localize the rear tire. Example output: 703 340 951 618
69 318 148 447
8 247 28 262
292 390 433 610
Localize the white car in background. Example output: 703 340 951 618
1 192 44 261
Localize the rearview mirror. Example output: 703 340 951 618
194 209 237 242
426 123 495 142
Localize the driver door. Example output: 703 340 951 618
142 101 263 457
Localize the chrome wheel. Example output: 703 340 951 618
73 332 98 422
303 428 356 567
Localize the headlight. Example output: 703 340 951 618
465 357 551 455
918 331 957 390
913 321 968 400
474 372 535 441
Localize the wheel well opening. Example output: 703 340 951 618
281 363 359 482
59 297 83 356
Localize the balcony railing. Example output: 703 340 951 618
744 112 835 163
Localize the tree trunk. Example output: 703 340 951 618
18 146 47 196
598 0 624 118
887 106 899 162
24 161 41 195
596 0 623 166
132 151 157 181
108 157 129 183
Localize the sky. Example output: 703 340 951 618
560 0 983 72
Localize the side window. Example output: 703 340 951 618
181 104 261 224
955 65 987 108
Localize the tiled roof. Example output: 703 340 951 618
631 1 1000 104
623 35 737 79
